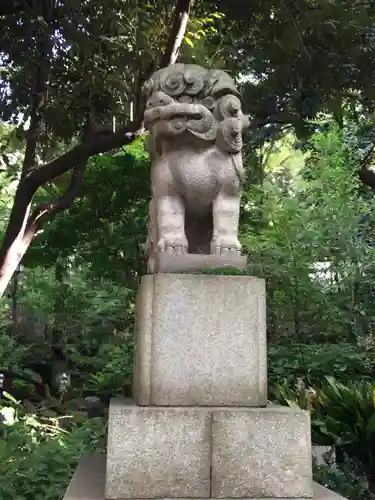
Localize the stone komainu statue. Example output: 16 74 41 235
142 64 249 273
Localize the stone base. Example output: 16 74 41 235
106 400 211 499
149 252 247 274
133 274 267 406
63 454 349 500
106 399 313 499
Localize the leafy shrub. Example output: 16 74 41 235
68 340 133 401
272 376 375 492
314 455 375 500
85 343 133 400
0 393 106 500
0 331 30 371
271 377 327 445
268 343 375 389
314 378 375 475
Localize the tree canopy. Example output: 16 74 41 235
1 0 375 290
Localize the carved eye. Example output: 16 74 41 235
202 96 215 109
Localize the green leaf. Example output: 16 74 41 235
184 36 194 48
2 391 19 404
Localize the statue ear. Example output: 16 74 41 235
142 78 154 100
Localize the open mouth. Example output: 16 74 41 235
146 105 209 125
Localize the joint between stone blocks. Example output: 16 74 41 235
209 411 213 499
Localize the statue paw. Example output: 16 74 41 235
211 236 241 256
158 235 188 255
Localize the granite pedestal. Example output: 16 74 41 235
63 273 349 500
63 454 350 500
133 274 267 407
105 400 312 499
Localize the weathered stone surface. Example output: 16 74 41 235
150 252 247 274
105 399 211 499
312 483 348 500
132 273 267 407
132 280 153 405
63 454 104 500
211 406 313 498
63 454 348 500
142 64 250 273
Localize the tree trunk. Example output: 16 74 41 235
0 0 50 296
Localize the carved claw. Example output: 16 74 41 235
210 236 241 256
158 235 188 255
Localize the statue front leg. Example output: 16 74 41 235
157 194 188 254
211 191 242 255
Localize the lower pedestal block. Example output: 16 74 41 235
105 399 313 500
211 406 313 498
106 399 211 499
62 454 349 500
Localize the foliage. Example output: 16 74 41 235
0 392 106 500
243 125 375 344
0 0 232 163
217 0 375 137
5 0 375 142
315 378 375 459
0 331 30 371
69 342 133 402
13 264 136 402
26 139 150 281
272 377 313 412
314 456 375 500
268 343 375 389
271 377 327 445
273 376 375 490
0 247 136 403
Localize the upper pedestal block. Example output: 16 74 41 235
133 273 267 407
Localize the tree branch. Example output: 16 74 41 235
0 0 193 295
26 160 87 236
0 0 51 281
28 118 144 192
0 119 143 279
21 1 51 178
161 0 192 67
